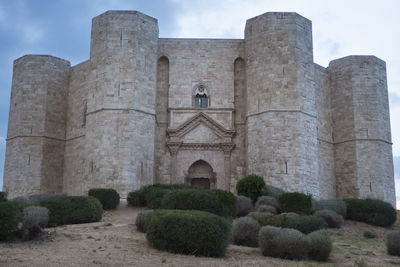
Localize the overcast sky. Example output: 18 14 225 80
0 0 399 205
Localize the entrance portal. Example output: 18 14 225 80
187 160 215 189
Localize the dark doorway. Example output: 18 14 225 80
190 177 211 189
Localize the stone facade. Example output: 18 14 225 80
3 11 396 206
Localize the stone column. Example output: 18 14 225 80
167 142 181 184
222 143 235 191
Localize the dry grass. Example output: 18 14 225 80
0 203 400 266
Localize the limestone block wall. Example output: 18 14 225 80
159 39 244 110
82 11 159 196
4 55 70 197
245 12 319 196
158 38 245 187
314 64 335 198
329 56 395 205
63 60 90 194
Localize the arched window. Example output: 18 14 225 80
194 85 208 108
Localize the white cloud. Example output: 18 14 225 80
0 136 5 144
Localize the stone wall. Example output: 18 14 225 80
314 64 335 198
244 12 319 196
329 56 395 205
4 55 70 198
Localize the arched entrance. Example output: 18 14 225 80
186 160 215 189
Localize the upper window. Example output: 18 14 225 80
194 85 208 108
195 94 208 108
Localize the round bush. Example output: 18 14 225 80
261 184 285 199
88 188 120 210
282 214 328 234
148 183 202 191
248 212 283 227
312 199 347 217
146 209 231 257
0 192 7 202
209 189 237 218
39 196 103 226
255 196 279 211
0 201 22 240
161 189 228 217
386 230 400 256
144 187 170 209
21 206 49 240
127 189 146 206
236 174 266 203
236 195 253 217
257 204 277 214
259 226 309 260
278 192 312 215
344 198 396 227
232 217 260 247
314 209 343 228
307 230 332 261
12 196 31 205
28 193 68 205
135 210 153 233
127 184 202 207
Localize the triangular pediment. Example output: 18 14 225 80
181 123 221 143
167 112 235 139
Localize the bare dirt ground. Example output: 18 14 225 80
1 202 400 267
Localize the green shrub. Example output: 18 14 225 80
135 210 153 233
314 209 343 228
363 231 377 239
261 184 285 199
127 183 202 207
386 230 400 256
127 189 146 206
0 201 22 240
146 209 231 257
257 204 277 214
344 198 396 227
255 196 279 211
232 217 260 247
209 189 237 218
236 174 266 203
0 192 7 202
28 193 68 204
12 196 31 205
278 192 312 215
144 187 171 209
39 196 103 226
147 183 201 191
248 212 283 227
88 188 120 210
312 199 347 217
307 230 332 261
282 214 327 234
259 226 309 260
21 206 49 240
161 189 228 217
236 195 253 217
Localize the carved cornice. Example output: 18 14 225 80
167 142 235 151
167 112 235 139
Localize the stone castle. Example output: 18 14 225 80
3 11 396 205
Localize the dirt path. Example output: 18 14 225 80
1 202 400 266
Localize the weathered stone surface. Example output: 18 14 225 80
2 11 395 206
